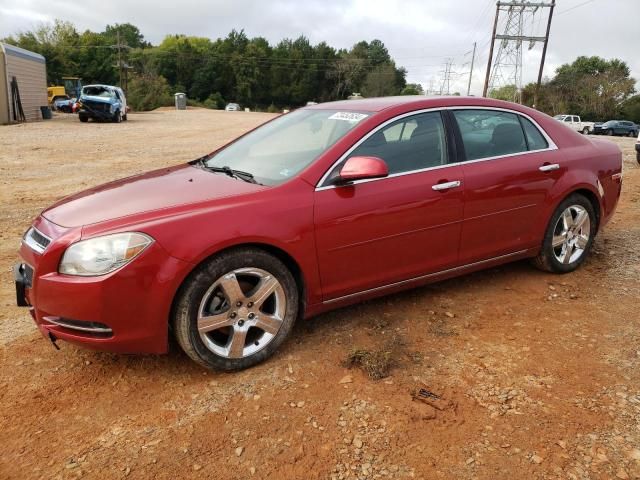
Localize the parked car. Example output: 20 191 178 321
553 114 594 134
52 97 76 113
225 103 240 112
636 130 640 164
592 120 639 137
15 97 622 371
77 85 128 123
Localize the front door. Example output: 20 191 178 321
314 111 464 301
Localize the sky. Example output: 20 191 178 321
1 0 638 95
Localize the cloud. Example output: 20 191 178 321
1 0 638 95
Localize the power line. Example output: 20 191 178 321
556 0 596 15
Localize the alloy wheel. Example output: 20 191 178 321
197 268 286 359
551 205 591 265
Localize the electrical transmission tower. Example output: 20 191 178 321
439 59 454 95
482 1 555 104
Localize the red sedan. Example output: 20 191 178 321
15 96 622 370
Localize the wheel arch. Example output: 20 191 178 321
168 242 308 335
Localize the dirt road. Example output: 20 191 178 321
1 110 639 480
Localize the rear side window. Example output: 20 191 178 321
452 110 527 160
520 117 548 151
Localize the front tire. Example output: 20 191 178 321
606 129 614 136
112 110 122 123
173 248 299 370
533 194 596 273
79 115 88 123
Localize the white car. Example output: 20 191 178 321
225 103 240 112
553 115 594 135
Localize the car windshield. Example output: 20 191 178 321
204 109 369 185
82 86 115 98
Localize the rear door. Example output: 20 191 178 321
314 110 464 300
450 108 563 264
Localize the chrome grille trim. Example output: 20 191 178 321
23 227 52 254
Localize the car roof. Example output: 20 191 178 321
305 95 535 113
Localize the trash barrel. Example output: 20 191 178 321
40 106 52 119
174 93 187 110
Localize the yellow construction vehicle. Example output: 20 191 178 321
47 77 82 111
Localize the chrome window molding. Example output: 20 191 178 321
315 106 558 191
23 227 52 254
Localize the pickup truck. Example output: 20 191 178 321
553 115 595 134
77 84 128 123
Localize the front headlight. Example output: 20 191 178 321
59 232 153 276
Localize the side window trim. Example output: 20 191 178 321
315 106 557 190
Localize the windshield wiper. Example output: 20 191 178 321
199 161 259 184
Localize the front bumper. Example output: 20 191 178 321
16 217 194 354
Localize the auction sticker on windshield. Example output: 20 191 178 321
328 112 369 122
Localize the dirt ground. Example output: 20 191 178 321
1 109 639 480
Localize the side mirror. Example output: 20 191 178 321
337 156 389 184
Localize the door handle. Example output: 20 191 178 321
432 180 461 191
539 163 560 172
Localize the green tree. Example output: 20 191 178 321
401 83 424 95
489 84 518 102
127 73 172 111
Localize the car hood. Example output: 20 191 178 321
42 164 265 228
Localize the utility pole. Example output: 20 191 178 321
112 30 132 93
483 2 500 97
483 1 555 103
467 41 476 96
534 0 555 108
117 30 123 89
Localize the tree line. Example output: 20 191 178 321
3 20 423 111
489 56 639 123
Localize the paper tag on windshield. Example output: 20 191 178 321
328 112 368 122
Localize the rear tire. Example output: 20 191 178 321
173 248 299 371
582 127 589 135
533 194 596 274
629 131 637 138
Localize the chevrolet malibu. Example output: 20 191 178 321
15 96 623 370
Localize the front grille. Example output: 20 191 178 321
23 227 52 254
83 102 110 112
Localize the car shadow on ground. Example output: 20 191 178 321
73 258 546 380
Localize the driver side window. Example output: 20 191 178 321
345 111 447 175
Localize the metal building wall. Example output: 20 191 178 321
1 43 47 124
